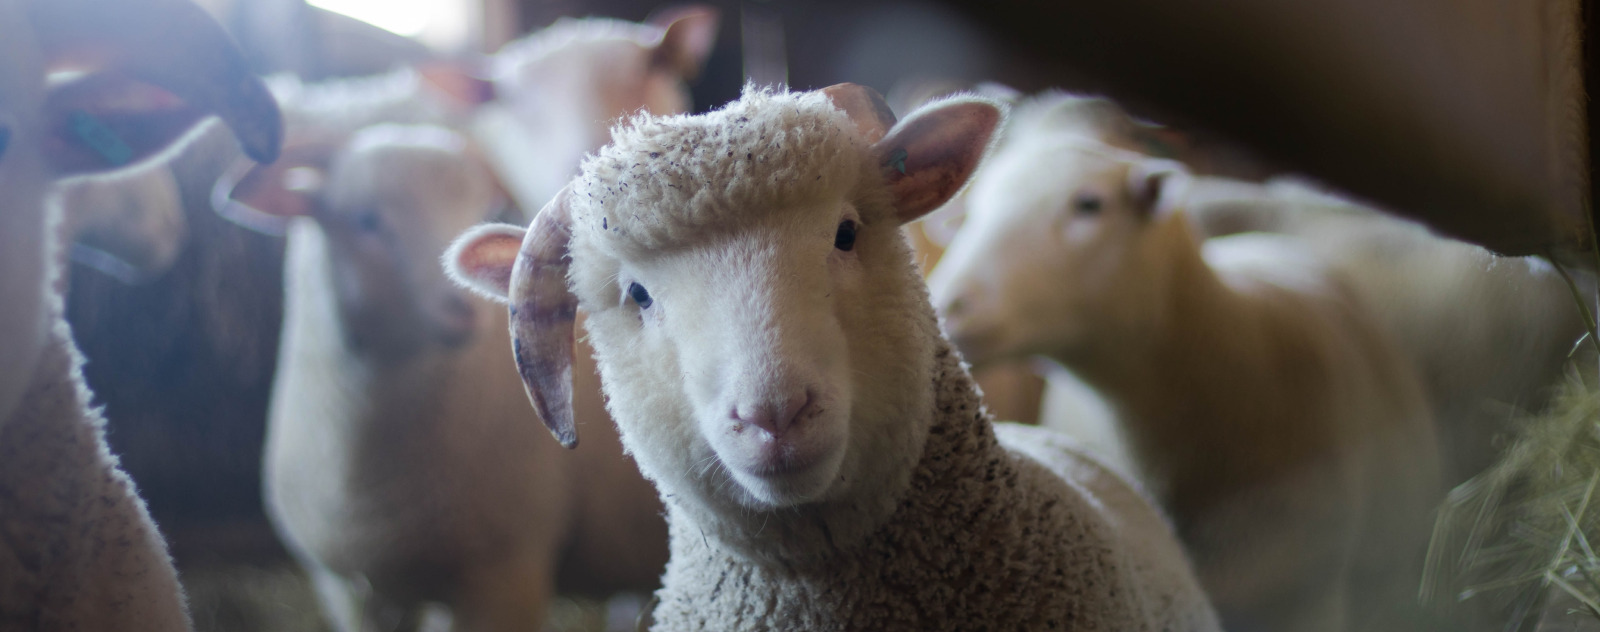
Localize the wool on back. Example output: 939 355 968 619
650 339 1218 632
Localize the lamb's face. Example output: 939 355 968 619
930 141 1182 368
317 127 502 355
581 192 935 510
493 11 718 188
445 86 1002 544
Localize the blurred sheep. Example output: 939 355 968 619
0 0 281 626
929 96 1444 630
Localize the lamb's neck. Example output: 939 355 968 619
1057 232 1307 512
667 340 1008 570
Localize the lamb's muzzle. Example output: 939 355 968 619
510 184 581 447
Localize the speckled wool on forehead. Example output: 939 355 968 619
569 86 869 257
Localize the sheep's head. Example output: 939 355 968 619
487 8 719 202
228 124 503 357
448 85 1000 525
928 132 1191 370
0 0 280 423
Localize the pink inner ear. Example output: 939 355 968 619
419 61 497 108
457 230 523 297
878 101 1003 224
650 6 721 77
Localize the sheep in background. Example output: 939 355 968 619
446 84 1220 631
1182 180 1590 486
0 0 281 627
227 123 667 632
473 7 720 212
928 105 1445 629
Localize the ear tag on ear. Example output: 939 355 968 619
887 147 908 175
68 110 134 166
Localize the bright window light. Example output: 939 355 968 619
308 0 476 50
309 0 434 37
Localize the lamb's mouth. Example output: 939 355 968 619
745 441 828 478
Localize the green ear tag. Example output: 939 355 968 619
887 148 908 175
68 110 133 167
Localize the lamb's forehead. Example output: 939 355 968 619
568 87 871 259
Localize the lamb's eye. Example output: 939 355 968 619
628 282 653 309
354 210 382 233
834 220 857 251
1073 193 1103 215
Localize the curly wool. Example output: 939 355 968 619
571 86 868 258
651 339 1219 632
0 317 189 630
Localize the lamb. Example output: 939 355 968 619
472 7 720 211
927 106 1445 630
1181 180 1591 486
444 84 1220 631
223 123 667 631
0 0 281 628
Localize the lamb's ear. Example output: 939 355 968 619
31 0 282 175
214 143 335 227
648 6 720 79
873 97 1004 224
823 83 897 144
1127 158 1190 218
444 223 527 303
508 186 581 449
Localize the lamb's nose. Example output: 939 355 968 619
733 389 813 438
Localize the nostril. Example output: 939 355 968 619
733 388 814 438
779 389 812 428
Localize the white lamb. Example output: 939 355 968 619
0 0 281 628
927 110 1446 630
445 84 1220 631
204 17 719 630
226 123 667 631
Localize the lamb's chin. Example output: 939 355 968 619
724 442 847 509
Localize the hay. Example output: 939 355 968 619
1425 369 1600 631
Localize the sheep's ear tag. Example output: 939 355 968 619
876 98 1003 224
887 148 908 175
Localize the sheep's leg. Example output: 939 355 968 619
304 563 419 632
447 552 555 632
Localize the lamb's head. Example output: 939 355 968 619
0 0 280 422
491 8 719 167
448 85 1000 531
231 124 502 356
928 132 1191 370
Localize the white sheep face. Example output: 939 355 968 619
446 86 1002 542
577 195 936 510
319 127 500 355
929 140 1185 369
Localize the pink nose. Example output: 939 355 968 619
733 389 813 438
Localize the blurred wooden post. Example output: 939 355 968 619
480 0 519 52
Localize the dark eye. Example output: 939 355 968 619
1073 193 1103 215
834 220 857 251
628 282 653 309
354 210 382 233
